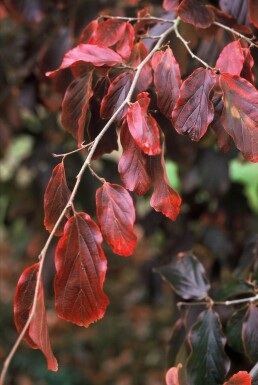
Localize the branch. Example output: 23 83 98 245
177 293 258 309
0 17 180 385
213 21 258 49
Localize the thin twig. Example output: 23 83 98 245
0 17 180 385
88 165 106 184
100 15 175 24
213 21 258 48
177 293 258 309
52 141 93 158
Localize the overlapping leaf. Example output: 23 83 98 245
14 263 58 371
46 44 122 78
115 22 135 60
211 95 232 152
223 371 251 385
157 252 210 300
167 318 186 367
172 67 215 141
54 212 109 326
152 48 181 119
249 0 258 27
96 183 137 256
100 72 133 121
148 151 181 221
241 48 255 84
177 0 215 28
118 120 151 196
216 41 244 76
226 307 247 354
61 71 93 146
44 162 71 237
88 18 127 48
187 309 230 385
242 304 258 362
220 73 258 162
127 92 161 155
163 0 179 12
128 42 152 94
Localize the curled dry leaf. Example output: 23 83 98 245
54 212 109 327
96 182 137 256
44 162 71 237
14 263 58 371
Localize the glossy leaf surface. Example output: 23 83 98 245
157 252 210 300
44 163 71 237
172 68 215 141
14 263 58 371
127 92 161 155
187 309 230 385
96 183 137 256
118 120 151 196
216 41 244 76
55 212 109 326
220 73 258 162
177 0 215 28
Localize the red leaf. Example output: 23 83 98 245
89 18 126 48
249 0 258 27
241 48 255 84
163 0 179 12
55 212 109 326
14 263 58 371
61 71 93 146
44 162 71 237
96 183 137 256
118 120 151 195
220 73 258 162
152 48 182 119
79 19 98 44
172 68 215 141
211 95 232 153
216 41 244 76
115 22 135 60
177 0 215 28
128 42 152 94
127 92 161 155
100 72 133 121
223 371 251 385
166 364 182 385
148 152 181 221
46 44 122 77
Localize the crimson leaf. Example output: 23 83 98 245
177 0 215 28
242 304 258 362
216 41 244 76
241 48 255 84
187 309 230 385
14 263 58 371
96 182 137 256
172 67 215 141
211 95 232 153
118 120 151 196
249 0 258 27
128 42 152 94
88 18 127 48
166 364 182 385
163 0 179 12
44 162 71 237
54 212 109 326
223 371 251 385
46 44 122 77
115 22 135 60
61 71 93 146
219 73 258 162
157 252 210 300
127 92 161 155
152 48 182 119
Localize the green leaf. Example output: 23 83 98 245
242 304 258 363
187 309 230 385
167 318 187 368
214 280 255 301
157 252 210 300
226 306 247 354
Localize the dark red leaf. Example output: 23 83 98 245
115 22 135 60
163 0 179 12
89 18 126 48
14 263 58 371
148 151 181 221
165 364 182 385
172 68 215 141
242 304 258 362
61 71 93 146
46 44 122 78
211 95 232 152
241 48 255 84
127 92 161 155
152 48 182 119
248 0 258 27
223 371 251 385
44 162 71 237
128 42 152 94
55 212 109 326
96 182 137 256
79 19 98 44
216 41 244 76
220 73 258 162
118 120 151 195
100 72 133 121
177 0 215 28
